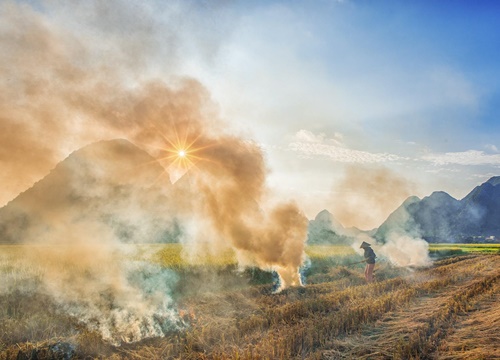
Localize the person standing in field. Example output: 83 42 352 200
360 241 376 283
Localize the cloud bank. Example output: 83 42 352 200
422 150 500 166
289 129 403 163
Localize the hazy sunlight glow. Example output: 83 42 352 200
148 124 218 184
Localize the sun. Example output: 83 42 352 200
139 123 218 184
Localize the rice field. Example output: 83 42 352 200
1 243 499 359
428 243 500 256
146 244 360 267
147 243 500 267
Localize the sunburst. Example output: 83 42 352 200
151 126 218 184
133 121 220 185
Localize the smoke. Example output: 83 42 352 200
331 165 417 230
0 0 227 206
13 230 180 345
353 232 431 268
343 168 432 267
0 0 308 343
352 197 432 268
184 137 308 289
378 231 431 267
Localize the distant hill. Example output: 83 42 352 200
307 209 362 244
4 141 499 246
0 139 181 244
375 176 500 243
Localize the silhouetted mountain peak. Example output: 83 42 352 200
63 138 168 187
314 209 344 229
428 191 456 199
486 176 500 186
376 176 500 243
461 177 500 204
421 191 459 208
314 209 331 221
403 196 420 206
308 209 350 244
0 139 178 244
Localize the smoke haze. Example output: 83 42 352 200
0 0 308 343
353 232 431 269
337 167 431 267
352 199 432 268
331 165 417 230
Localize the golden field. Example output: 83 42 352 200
1 244 499 359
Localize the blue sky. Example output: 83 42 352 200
3 0 500 229
181 0 500 227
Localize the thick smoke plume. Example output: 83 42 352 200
0 1 308 343
331 165 416 230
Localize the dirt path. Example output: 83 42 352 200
321 255 500 360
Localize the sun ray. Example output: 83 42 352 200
185 132 204 149
150 169 171 187
133 120 222 184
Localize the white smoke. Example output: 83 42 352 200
353 231 431 268
377 231 431 267
0 1 310 345
2 223 181 345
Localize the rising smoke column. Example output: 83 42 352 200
189 136 308 289
118 81 309 289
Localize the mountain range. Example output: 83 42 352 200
308 176 500 244
0 139 181 244
1 139 499 244
374 176 500 243
307 209 365 245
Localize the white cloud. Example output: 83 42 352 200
289 130 401 163
422 150 500 166
294 129 326 143
288 141 403 163
472 172 499 179
485 144 499 153
293 129 344 146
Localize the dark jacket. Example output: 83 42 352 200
363 247 376 264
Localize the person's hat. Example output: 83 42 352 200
360 241 371 248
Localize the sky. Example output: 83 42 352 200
2 0 500 230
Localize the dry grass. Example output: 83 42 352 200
436 281 500 360
319 255 500 360
1 246 499 359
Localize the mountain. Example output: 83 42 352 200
0 139 181 244
375 196 420 240
375 176 500 243
307 209 360 244
457 176 500 237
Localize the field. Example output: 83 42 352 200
1 244 499 359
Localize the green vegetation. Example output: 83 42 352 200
429 243 500 257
